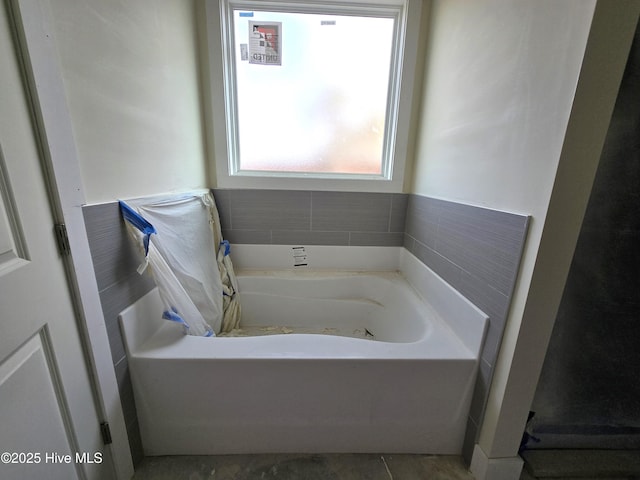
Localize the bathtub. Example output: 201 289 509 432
119 246 487 455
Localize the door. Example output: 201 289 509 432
0 3 109 480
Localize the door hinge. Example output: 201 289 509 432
100 422 112 445
54 223 71 256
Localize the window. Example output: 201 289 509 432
205 0 422 192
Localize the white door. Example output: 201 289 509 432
0 3 110 480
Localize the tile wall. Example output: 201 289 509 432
212 189 408 246
82 202 154 466
82 189 528 466
403 195 529 460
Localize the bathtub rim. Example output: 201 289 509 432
119 280 472 361
119 245 488 360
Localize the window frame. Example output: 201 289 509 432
203 0 423 192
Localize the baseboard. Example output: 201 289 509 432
470 444 524 480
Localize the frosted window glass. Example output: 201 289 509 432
232 10 394 175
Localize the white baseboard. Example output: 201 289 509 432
470 444 524 480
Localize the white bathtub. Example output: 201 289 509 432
119 246 487 455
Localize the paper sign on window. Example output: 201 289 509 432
248 21 282 66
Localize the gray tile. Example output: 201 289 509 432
126 419 144 467
100 271 156 326
271 230 349 246
435 226 518 296
349 232 404 246
100 271 156 362
405 195 439 248
211 188 232 231
439 201 529 237
462 417 479 465
311 191 391 232
389 194 409 232
230 189 311 230
120 381 138 429
456 273 511 366
225 229 272 245
434 204 528 296
83 202 143 291
435 208 496 247
115 358 138 427
106 316 126 365
457 271 510 332
403 196 530 463
403 233 415 251
412 240 463 289
481 329 505 374
468 359 492 425
114 356 129 391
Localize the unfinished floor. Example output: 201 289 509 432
131 451 640 480
132 454 474 480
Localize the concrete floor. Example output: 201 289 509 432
132 454 475 480
132 450 640 479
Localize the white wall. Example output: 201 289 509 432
48 0 208 204
412 0 594 211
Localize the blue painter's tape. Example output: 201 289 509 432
162 308 191 335
239 12 254 17
119 200 157 256
220 240 231 256
163 307 189 328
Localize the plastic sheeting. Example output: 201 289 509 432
119 191 240 336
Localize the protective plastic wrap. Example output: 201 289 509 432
119 191 240 336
